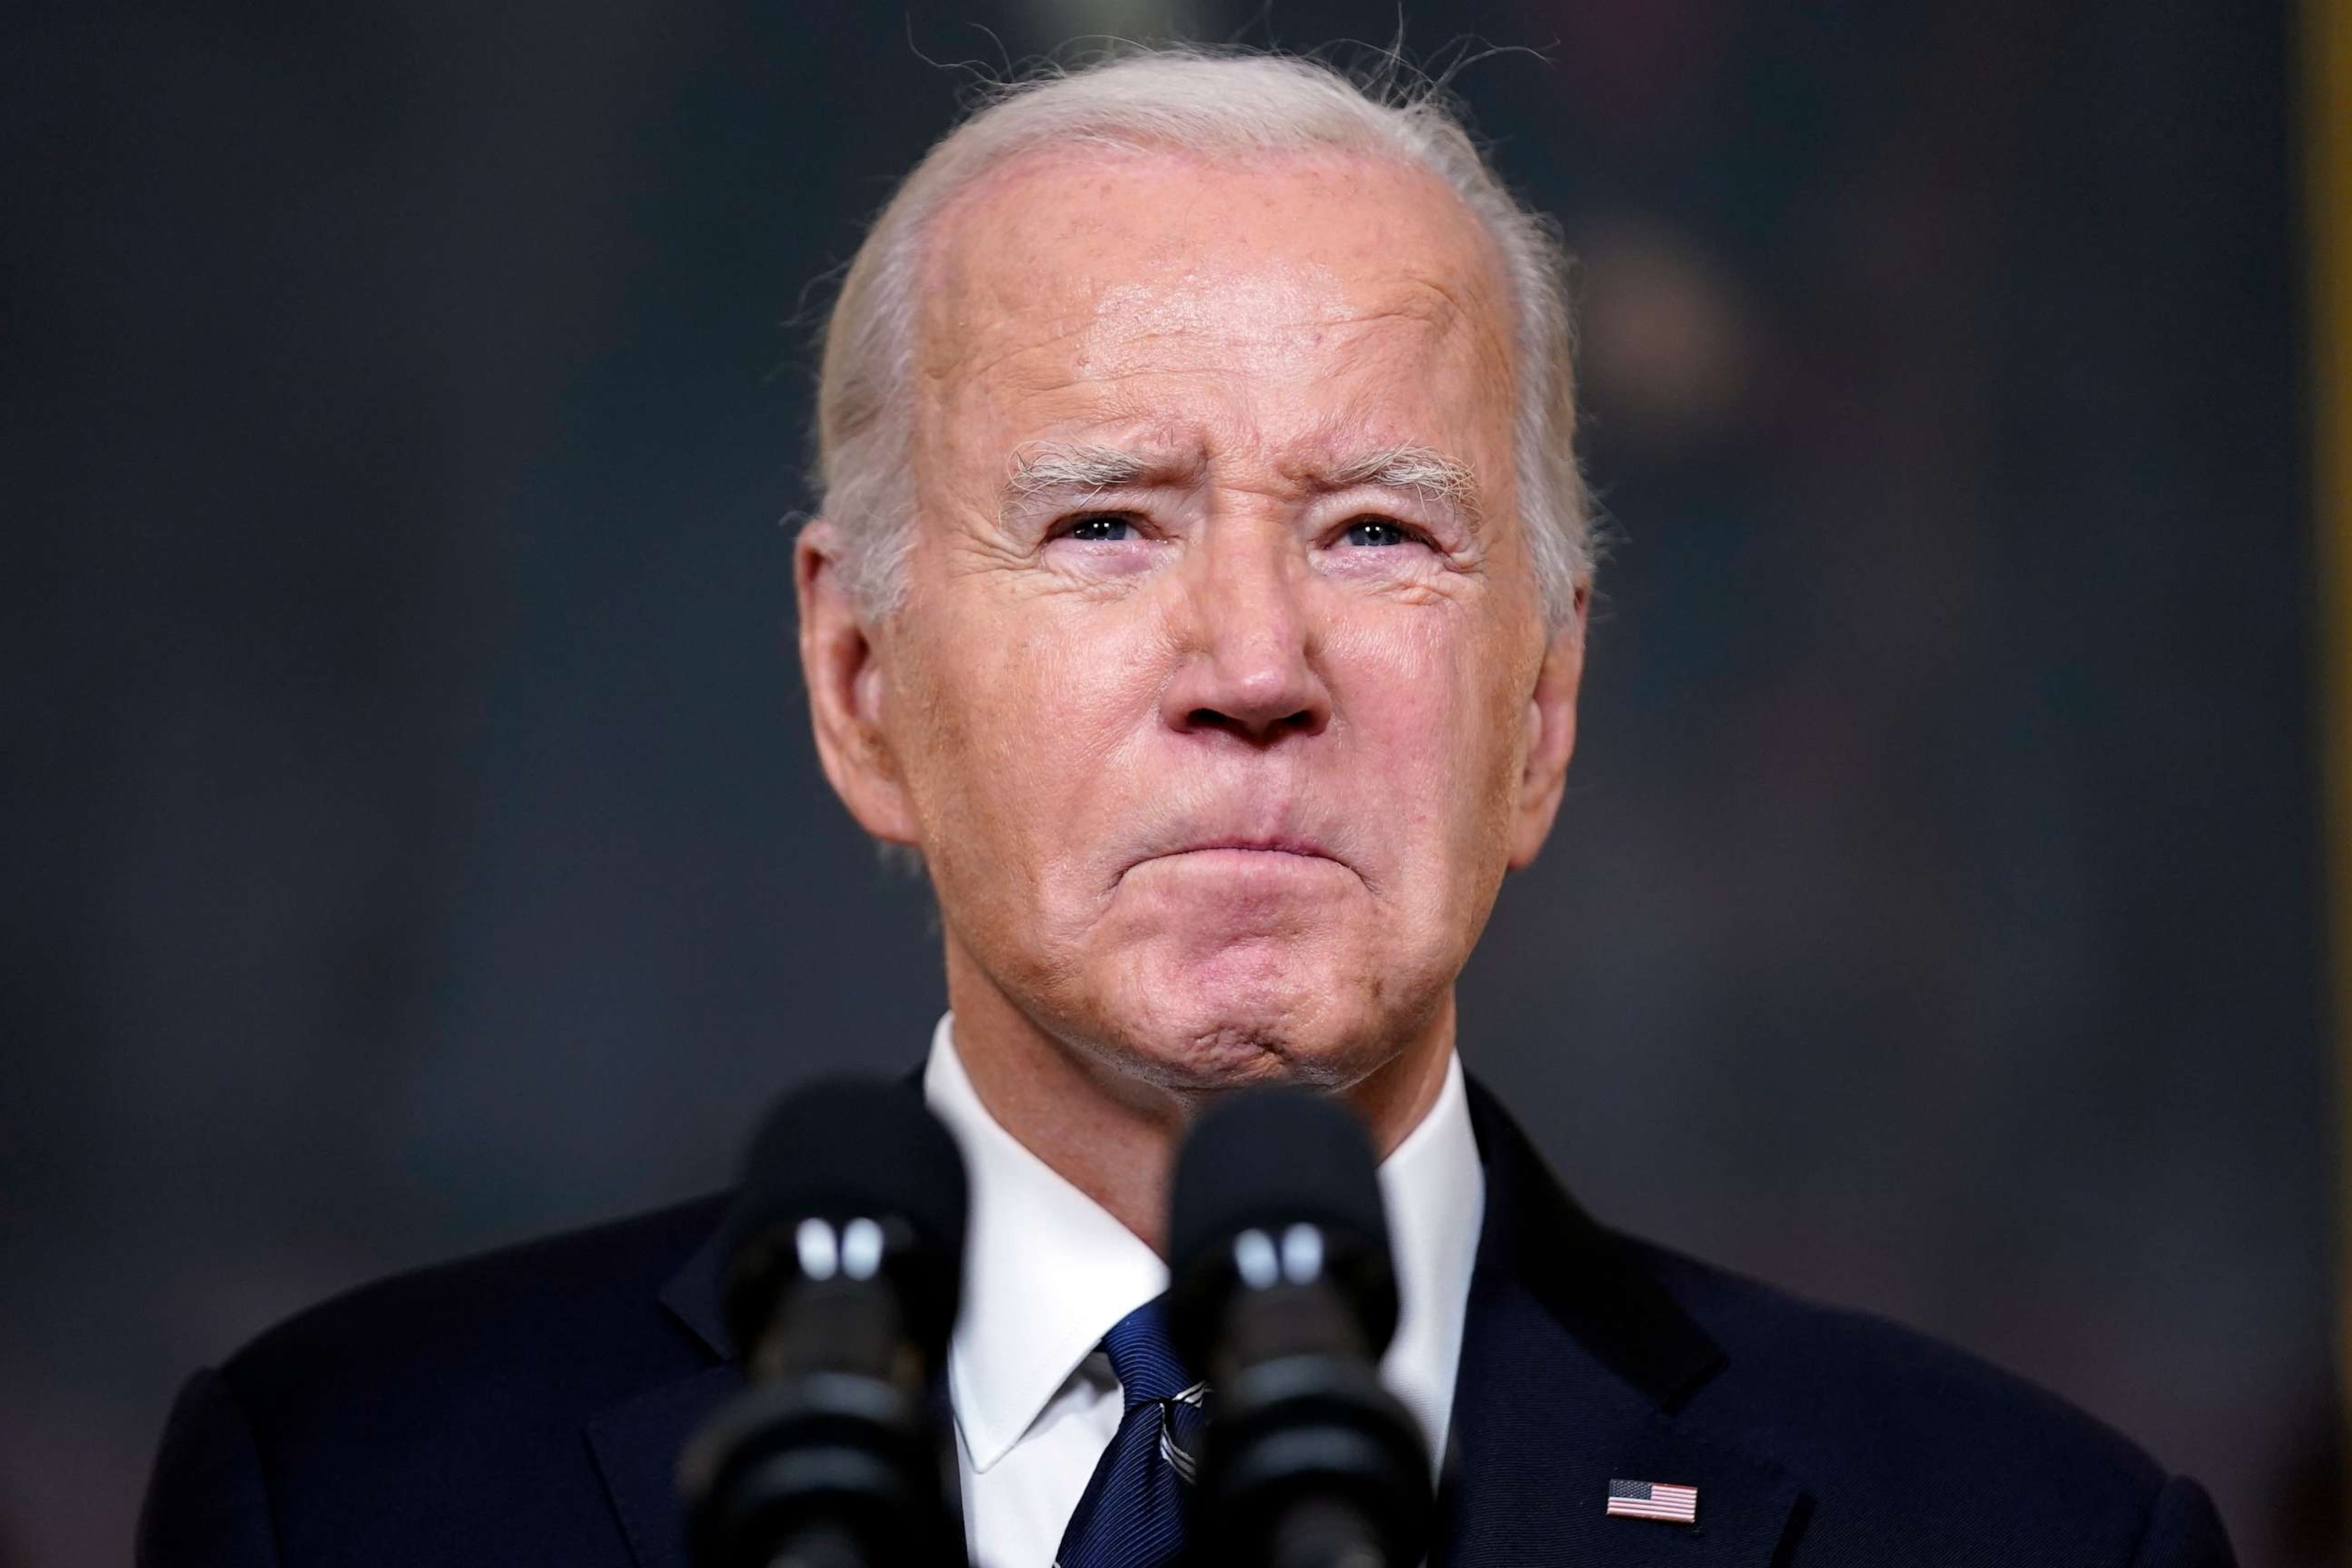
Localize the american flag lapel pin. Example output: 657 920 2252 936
1606 1478 1700 1524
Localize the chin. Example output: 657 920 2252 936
1086 955 1400 1095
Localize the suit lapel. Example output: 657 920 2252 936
585 1218 740 1568
585 1364 740 1568
590 1075 1798 1568
587 1074 939 1568
1440 1081 1802 1567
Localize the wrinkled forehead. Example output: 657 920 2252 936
909 144 1519 449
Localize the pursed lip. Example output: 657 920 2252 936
1119 834 1352 881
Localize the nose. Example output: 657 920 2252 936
1158 523 1331 745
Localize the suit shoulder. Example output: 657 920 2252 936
1630 1240 2194 1560
219 1193 730 1442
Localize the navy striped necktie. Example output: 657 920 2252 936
1056 1298 1210 1568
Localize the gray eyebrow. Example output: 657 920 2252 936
999 440 1483 528
1002 443 1171 520
1317 446 1485 527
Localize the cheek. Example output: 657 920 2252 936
1325 614 1524 850
897 598 1168 857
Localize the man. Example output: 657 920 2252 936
141 48 2236 1567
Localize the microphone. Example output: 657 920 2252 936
678 1078 971 1568
1167 1087 1434 1568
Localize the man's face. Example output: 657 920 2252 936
806 147 1583 1094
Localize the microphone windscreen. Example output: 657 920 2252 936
1168 1086 1390 1288
720 1077 968 1354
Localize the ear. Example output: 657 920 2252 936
795 521 921 847
1506 588 1587 871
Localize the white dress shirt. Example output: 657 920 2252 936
922 1014 1485 1568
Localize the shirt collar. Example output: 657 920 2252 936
923 1014 1485 1474
926 1016 1168 1473
1374 1045 1485 1465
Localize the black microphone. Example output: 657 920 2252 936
1167 1087 1434 1568
678 1078 971 1568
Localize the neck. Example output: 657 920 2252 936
940 936 1457 1253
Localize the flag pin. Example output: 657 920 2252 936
1606 1478 1699 1524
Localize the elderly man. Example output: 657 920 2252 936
142 49 2233 1568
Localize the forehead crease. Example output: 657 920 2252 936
1362 270 1514 387
913 149 1521 475
916 293 1091 390
1346 269 1472 325
927 156 1502 317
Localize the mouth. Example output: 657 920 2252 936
1121 835 1353 881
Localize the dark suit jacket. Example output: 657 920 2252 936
141 1078 2236 1566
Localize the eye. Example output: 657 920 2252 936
1063 514 1137 543
1341 517 1416 548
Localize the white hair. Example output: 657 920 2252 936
813 47 1592 629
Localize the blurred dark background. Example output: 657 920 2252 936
2 1 2337 1563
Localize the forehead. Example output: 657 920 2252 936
912 145 1517 465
